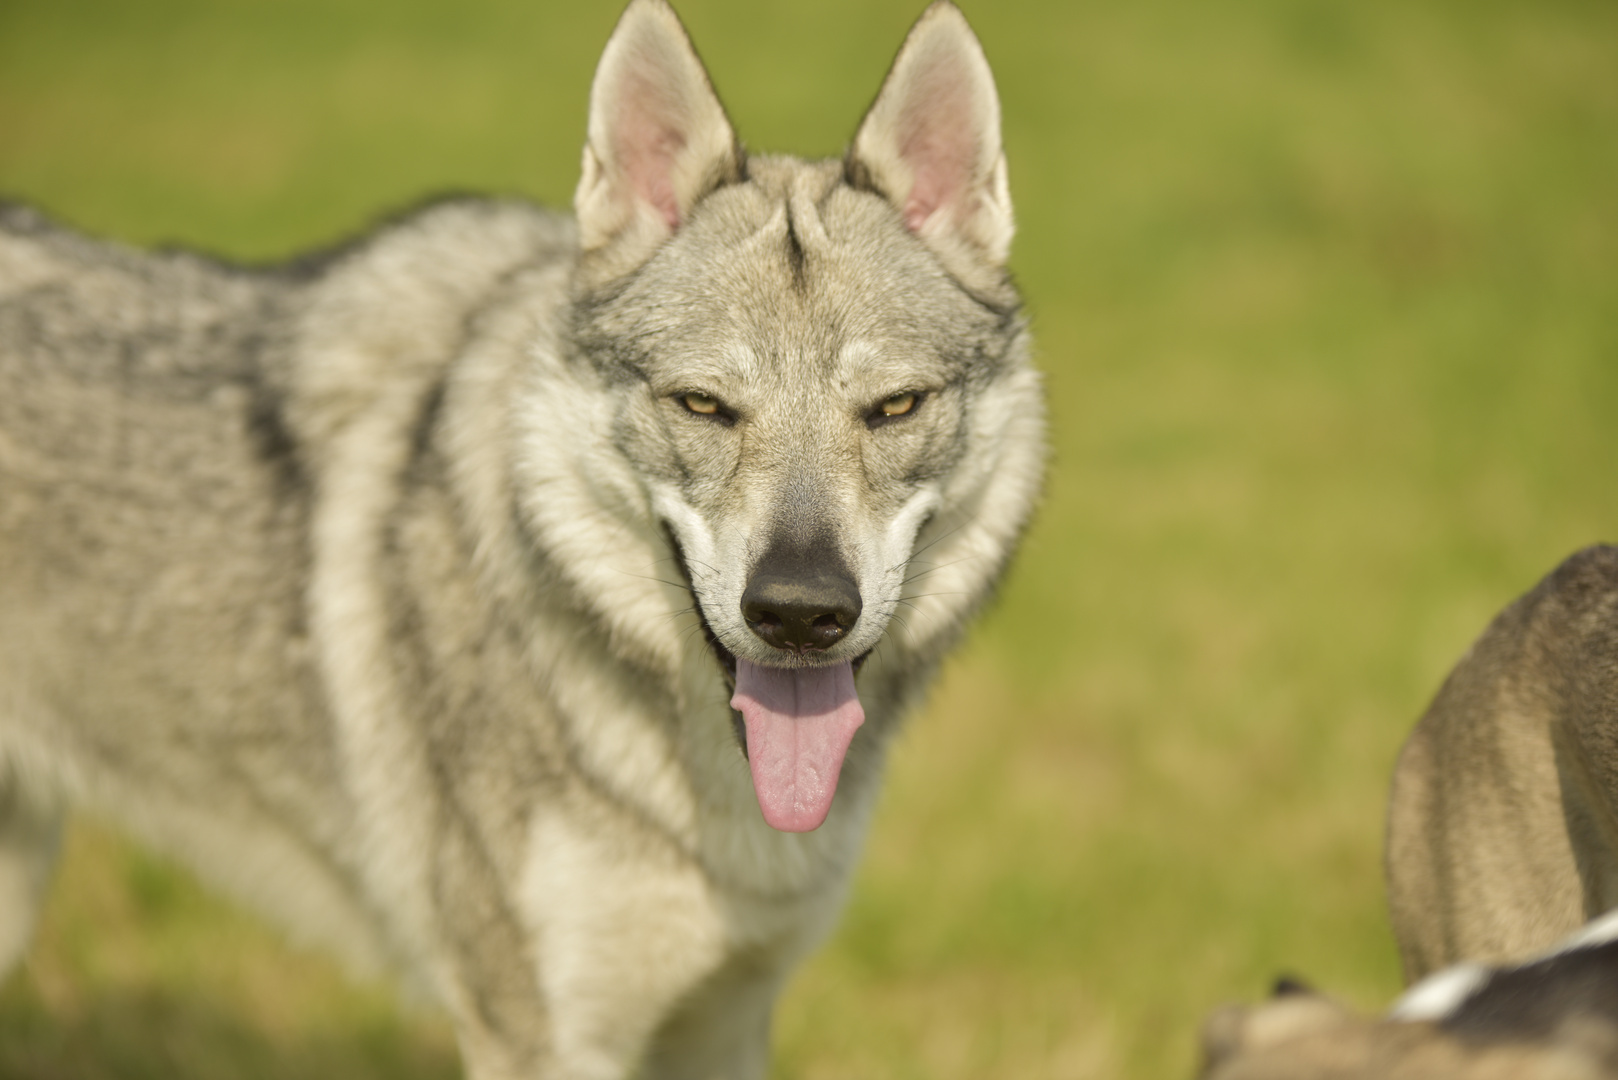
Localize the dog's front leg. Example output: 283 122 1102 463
512 808 736 1080
634 957 783 1080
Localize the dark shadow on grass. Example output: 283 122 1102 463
0 979 461 1080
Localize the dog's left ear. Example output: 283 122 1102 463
847 1 1014 267
575 0 743 273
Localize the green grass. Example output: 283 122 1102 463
2 0 1616 1076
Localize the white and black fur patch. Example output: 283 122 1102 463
1393 910 1618 1042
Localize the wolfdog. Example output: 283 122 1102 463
1388 545 1618 981
0 0 1042 1075
1199 914 1618 1079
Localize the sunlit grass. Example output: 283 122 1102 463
2 0 1615 1076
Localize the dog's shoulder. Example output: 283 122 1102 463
281 195 577 451
285 194 575 285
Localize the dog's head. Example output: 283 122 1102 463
554 0 1041 832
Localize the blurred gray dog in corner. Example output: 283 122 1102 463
0 1 1044 1076
1198 915 1618 1080
1200 546 1618 1080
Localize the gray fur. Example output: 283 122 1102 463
1199 984 1618 1080
1388 545 1618 982
1197 917 1618 1080
0 1 1044 1077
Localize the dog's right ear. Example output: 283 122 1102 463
575 0 743 276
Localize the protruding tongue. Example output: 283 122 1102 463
730 659 865 832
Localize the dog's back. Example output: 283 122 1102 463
0 197 572 974
0 203 363 939
0 202 319 775
1388 545 1618 979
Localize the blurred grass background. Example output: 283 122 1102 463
1 0 1615 1076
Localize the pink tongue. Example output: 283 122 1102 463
730 659 865 832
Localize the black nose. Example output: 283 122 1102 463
742 575 862 652
741 536 862 653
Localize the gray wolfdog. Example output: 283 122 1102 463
1389 546 1618 981
0 1 1043 1076
1199 914 1618 1079
1190 545 1618 1080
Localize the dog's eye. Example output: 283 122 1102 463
677 391 735 424
881 392 918 417
681 392 719 415
867 391 924 428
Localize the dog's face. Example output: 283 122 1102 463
561 0 1036 831
578 160 1017 675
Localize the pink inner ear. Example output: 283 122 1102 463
896 59 980 234
900 132 971 232
614 76 688 231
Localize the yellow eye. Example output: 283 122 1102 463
681 392 720 416
880 392 918 417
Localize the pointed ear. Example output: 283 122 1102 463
575 0 743 265
847 1 1013 266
